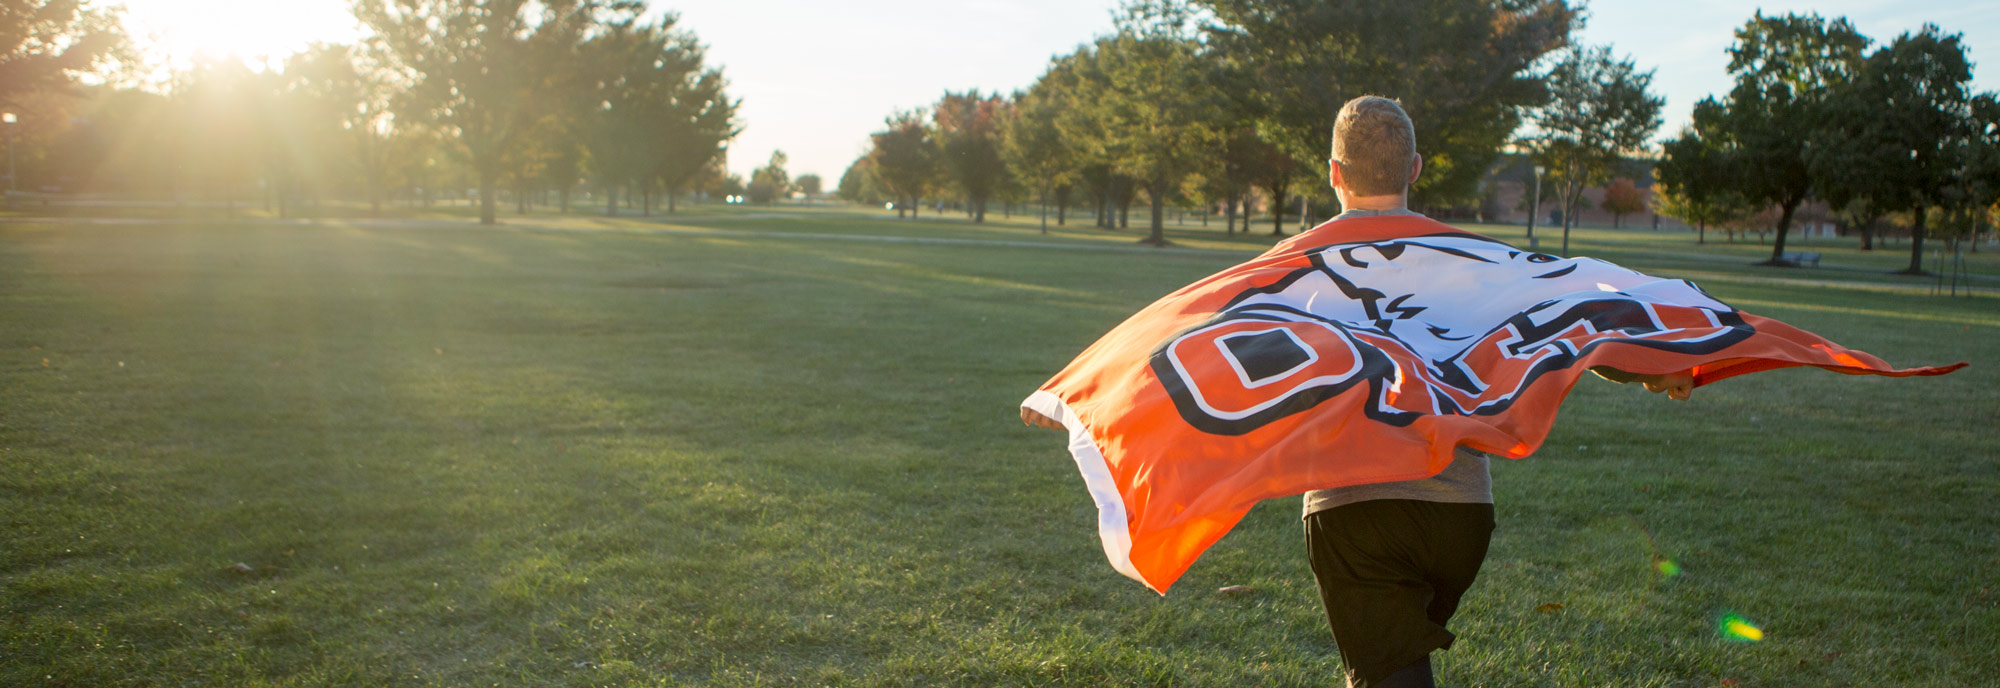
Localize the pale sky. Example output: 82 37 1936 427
114 0 1999 183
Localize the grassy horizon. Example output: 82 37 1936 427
3 208 1994 686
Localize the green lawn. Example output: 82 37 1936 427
3 207 1995 686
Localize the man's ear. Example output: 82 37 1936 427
1328 158 1343 191
1408 154 1423 185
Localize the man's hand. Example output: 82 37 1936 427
1591 366 1695 401
1641 371 1695 401
1021 407 1065 431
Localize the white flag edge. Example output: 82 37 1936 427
1022 389 1151 592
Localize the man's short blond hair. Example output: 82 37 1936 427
1331 96 1417 197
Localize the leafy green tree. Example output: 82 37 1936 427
1656 122 1744 245
1089 12 1226 245
837 155 885 203
1002 84 1075 233
1244 137 1305 236
1189 0 1577 209
650 38 737 215
795 174 821 197
1200 127 1271 236
933 90 1008 222
868 110 933 219
1954 96 2000 251
355 0 607 225
1809 25 1977 273
748 149 789 204
1700 12 1868 265
1524 44 1663 255
1 0 125 109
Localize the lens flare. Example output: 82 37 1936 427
1719 613 1764 642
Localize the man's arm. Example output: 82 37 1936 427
1021 407 1066 430
1590 366 1695 401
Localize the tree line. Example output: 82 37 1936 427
841 0 1627 246
3 0 742 225
1655 12 1999 273
841 2 1995 274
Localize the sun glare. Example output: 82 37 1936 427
116 0 364 72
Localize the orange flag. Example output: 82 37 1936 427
1022 215 1964 594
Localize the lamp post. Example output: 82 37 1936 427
1525 163 1544 250
3 112 15 206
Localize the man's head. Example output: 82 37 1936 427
1329 96 1418 198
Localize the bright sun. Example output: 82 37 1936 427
116 0 364 71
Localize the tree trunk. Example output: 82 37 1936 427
974 195 986 223
1144 179 1167 246
1225 196 1237 235
1859 222 1873 250
1039 185 1049 234
605 185 618 217
1765 198 1800 265
1268 181 1290 236
1055 186 1070 226
1902 206 1927 275
1697 219 1705 244
478 169 498 225
667 187 678 213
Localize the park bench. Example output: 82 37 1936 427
1781 251 1821 267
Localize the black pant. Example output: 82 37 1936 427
1304 500 1495 687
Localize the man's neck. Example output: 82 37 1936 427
1337 193 1408 212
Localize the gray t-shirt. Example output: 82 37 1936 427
1300 207 1494 516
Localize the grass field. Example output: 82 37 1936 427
3 206 1996 687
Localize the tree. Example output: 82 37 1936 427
580 12 667 217
1 0 125 109
748 149 789 204
1190 0 1577 209
1245 138 1305 236
1953 96 2000 252
294 43 401 215
1603 178 1644 228
837 155 885 203
933 90 1008 222
649 33 738 215
1810 25 1977 273
1656 122 1746 245
868 109 933 219
356 0 608 225
796 174 821 197
1077 11 1225 245
1003 83 1076 233
1524 45 1663 255
1702 12 1868 265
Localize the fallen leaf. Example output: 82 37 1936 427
434 348 443 355
1216 585 1256 596
41 358 50 367
1535 603 1564 613
225 562 255 574
1721 680 1739 687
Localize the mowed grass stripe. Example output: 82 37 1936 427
3 217 1994 687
